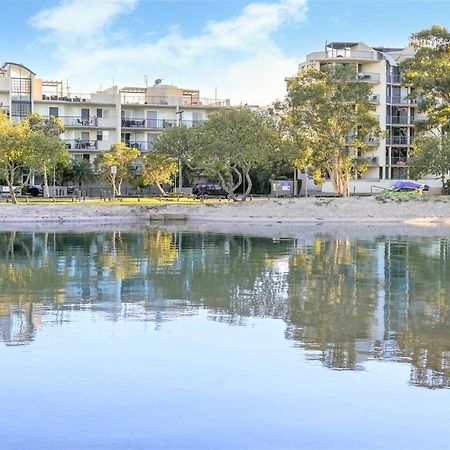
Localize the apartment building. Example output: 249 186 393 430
0 61 230 163
298 42 439 193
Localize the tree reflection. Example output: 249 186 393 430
1 231 450 388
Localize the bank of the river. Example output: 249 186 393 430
1 196 450 226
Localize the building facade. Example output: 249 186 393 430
0 62 230 164
298 42 440 193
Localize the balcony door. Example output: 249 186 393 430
147 111 158 128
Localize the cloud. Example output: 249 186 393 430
29 0 307 105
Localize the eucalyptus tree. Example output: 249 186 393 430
96 142 140 197
277 65 380 197
142 152 178 196
401 25 450 132
24 113 68 197
193 107 278 200
0 112 35 204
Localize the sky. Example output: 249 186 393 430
1 0 449 105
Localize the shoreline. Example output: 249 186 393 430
1 197 450 230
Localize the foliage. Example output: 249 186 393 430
409 134 450 191
142 152 178 195
276 65 380 197
66 159 96 192
95 142 140 197
23 113 68 197
193 107 279 200
0 112 35 203
401 25 450 132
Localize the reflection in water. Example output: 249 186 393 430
1 231 450 389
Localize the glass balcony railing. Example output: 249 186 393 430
64 140 98 150
49 116 98 127
390 156 409 165
357 72 380 83
121 118 177 129
387 96 417 105
386 116 415 125
326 49 378 60
386 136 411 146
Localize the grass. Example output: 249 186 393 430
0 195 238 206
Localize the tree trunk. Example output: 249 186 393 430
6 167 17 204
117 177 123 197
241 168 253 201
155 182 167 196
217 172 239 201
43 166 50 198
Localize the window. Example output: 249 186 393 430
83 154 90 161
97 130 103 141
97 108 103 118
49 107 59 118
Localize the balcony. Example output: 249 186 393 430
54 116 99 127
357 72 380 83
42 94 91 103
386 136 411 146
120 94 230 107
386 116 415 125
121 118 176 129
387 96 417 105
390 156 409 165
369 94 380 104
181 119 205 128
366 156 379 165
386 73 403 84
123 140 153 152
326 49 379 60
64 139 98 150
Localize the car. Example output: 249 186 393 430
192 183 228 198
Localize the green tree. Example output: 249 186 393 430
142 152 178 195
0 112 35 204
409 135 450 191
24 113 68 198
152 126 197 190
95 142 140 197
277 65 380 197
401 25 450 132
193 107 278 200
67 159 96 193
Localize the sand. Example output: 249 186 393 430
1 197 450 238
1 197 450 228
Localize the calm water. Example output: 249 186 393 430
1 230 450 449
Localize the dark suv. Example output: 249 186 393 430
192 183 228 199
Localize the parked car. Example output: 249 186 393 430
192 183 228 198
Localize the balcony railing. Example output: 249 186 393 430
386 116 415 125
386 136 411 146
386 73 403 84
390 156 409 165
41 94 92 103
121 118 177 129
123 140 153 152
181 119 205 128
326 49 379 60
387 96 417 105
345 135 380 146
357 72 380 83
120 94 230 107
64 139 98 150
49 116 98 127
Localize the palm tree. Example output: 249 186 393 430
67 159 96 194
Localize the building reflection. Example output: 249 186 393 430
0 231 450 388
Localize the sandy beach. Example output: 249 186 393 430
1 196 450 227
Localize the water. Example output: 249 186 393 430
1 230 450 449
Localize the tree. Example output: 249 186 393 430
67 159 96 193
24 113 68 197
0 112 35 204
152 125 197 190
409 134 450 191
141 152 178 195
277 65 380 197
96 142 139 197
401 25 450 132
193 107 279 200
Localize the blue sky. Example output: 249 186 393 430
1 0 449 105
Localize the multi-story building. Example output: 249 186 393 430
298 42 439 193
0 61 230 164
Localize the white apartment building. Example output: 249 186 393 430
298 42 440 193
0 62 230 164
